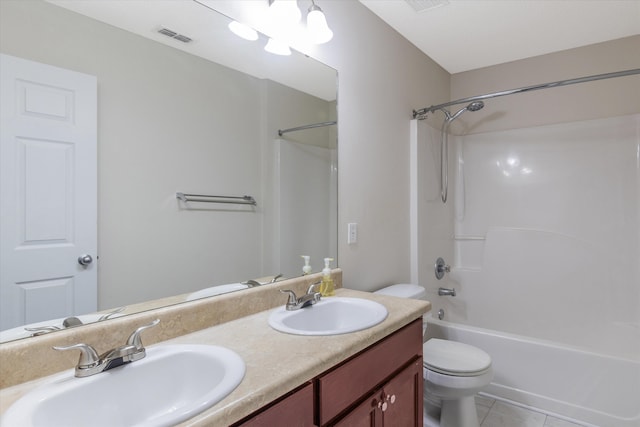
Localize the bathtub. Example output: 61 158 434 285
423 313 640 427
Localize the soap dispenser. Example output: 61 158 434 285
319 257 335 296
301 255 312 275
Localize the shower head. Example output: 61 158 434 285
467 101 484 111
446 100 485 122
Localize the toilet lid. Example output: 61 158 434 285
423 338 491 376
373 284 427 300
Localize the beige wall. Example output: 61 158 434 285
449 35 640 134
312 3 450 290
212 1 451 290
312 4 442 290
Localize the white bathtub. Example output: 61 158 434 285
424 313 640 427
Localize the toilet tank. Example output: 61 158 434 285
374 284 429 336
374 284 427 300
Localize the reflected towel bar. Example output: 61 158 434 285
176 193 257 205
453 235 486 241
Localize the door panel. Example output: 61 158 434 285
21 137 73 242
1 53 97 331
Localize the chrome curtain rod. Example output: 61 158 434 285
176 193 257 205
413 68 640 119
278 121 337 137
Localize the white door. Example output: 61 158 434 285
0 54 97 331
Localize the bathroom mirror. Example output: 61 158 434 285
0 0 337 343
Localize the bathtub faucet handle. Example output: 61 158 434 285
435 257 451 280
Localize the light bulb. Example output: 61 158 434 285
264 38 291 56
228 21 258 41
307 4 333 44
269 0 301 26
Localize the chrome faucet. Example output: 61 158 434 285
98 306 126 321
24 316 84 336
243 279 263 287
24 308 127 337
280 282 321 311
438 287 456 297
53 319 160 378
244 273 283 287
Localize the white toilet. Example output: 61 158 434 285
374 284 493 427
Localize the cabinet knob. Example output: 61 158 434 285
373 398 388 412
374 392 397 412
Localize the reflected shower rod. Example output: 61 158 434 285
413 68 640 119
278 120 337 137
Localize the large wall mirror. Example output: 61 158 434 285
0 0 337 343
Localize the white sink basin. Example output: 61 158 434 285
268 297 388 335
185 283 249 301
2 344 245 427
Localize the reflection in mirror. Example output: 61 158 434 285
0 0 337 343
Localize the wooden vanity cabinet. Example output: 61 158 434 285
234 319 423 427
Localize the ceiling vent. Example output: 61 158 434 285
405 0 450 13
157 27 193 43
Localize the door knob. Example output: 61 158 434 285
78 254 93 266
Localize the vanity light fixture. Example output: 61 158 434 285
227 0 333 53
307 0 333 44
228 21 258 41
264 38 292 55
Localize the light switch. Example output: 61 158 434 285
348 223 358 244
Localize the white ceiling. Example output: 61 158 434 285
359 0 640 74
46 0 640 82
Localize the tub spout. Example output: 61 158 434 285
438 287 456 297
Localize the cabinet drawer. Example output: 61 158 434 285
233 382 314 427
317 319 422 424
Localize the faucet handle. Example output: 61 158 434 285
280 289 298 305
306 281 321 295
243 279 262 287
53 343 100 368
126 319 160 351
435 257 451 280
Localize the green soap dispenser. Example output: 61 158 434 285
319 257 335 296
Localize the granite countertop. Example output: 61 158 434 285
0 288 430 426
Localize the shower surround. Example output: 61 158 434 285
413 113 640 427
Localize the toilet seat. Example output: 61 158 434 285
423 338 491 377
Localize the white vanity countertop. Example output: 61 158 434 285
0 288 430 426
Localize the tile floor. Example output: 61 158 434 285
475 395 585 427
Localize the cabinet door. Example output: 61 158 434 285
235 382 314 427
381 358 423 427
332 358 423 427
331 391 380 427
